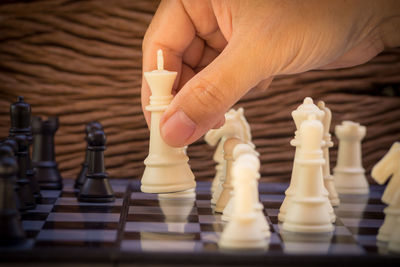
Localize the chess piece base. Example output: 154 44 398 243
218 216 268 250
79 177 115 203
0 210 26 246
35 162 63 190
334 169 369 195
141 164 195 194
283 198 334 233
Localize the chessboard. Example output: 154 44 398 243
1 179 400 266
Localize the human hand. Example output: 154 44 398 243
141 0 400 147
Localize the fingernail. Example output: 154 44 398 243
161 109 196 146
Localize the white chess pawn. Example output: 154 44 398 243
318 101 340 206
222 143 258 222
215 138 243 213
279 97 325 222
218 153 268 249
283 115 334 233
333 121 369 194
141 49 195 193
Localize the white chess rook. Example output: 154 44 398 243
218 153 268 249
318 101 340 206
283 115 334 233
278 97 325 222
333 121 369 195
215 138 243 213
141 50 195 193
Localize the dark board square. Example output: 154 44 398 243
52 205 122 213
43 221 119 230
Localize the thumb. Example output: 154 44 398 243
160 38 266 147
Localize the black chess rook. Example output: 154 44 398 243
75 121 103 189
0 156 26 246
78 129 115 203
32 116 62 190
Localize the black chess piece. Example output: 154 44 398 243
0 156 26 246
75 121 103 189
9 96 42 201
9 96 31 137
14 135 36 210
78 129 115 203
1 138 18 156
32 116 62 190
0 140 24 211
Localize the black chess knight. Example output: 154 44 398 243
75 121 103 189
78 129 114 203
0 155 26 246
9 96 41 200
32 116 62 190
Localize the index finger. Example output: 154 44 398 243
141 0 196 127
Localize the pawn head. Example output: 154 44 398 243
88 130 106 147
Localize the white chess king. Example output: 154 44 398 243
141 49 195 193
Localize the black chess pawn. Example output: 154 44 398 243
79 129 115 202
32 116 62 190
0 140 24 211
75 121 103 189
9 96 31 137
9 96 42 200
14 135 36 210
0 156 26 246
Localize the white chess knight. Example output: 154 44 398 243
279 97 335 223
218 153 269 250
333 121 369 194
204 108 252 205
141 49 195 193
282 114 334 233
318 101 340 206
371 142 400 242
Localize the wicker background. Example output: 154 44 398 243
0 0 399 183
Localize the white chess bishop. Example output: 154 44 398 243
318 101 340 206
279 97 335 223
215 138 243 213
141 49 195 193
333 121 369 194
